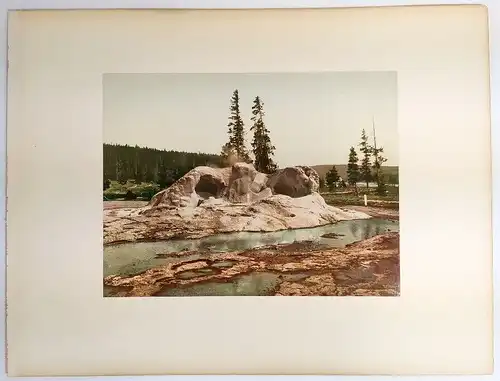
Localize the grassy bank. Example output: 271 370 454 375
103 180 160 201
321 186 399 210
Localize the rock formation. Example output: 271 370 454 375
103 163 371 245
266 166 320 198
148 166 232 209
146 162 325 209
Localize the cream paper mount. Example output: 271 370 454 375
6 5 492 376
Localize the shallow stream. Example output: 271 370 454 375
103 218 399 278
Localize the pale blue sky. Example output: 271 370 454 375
103 72 398 167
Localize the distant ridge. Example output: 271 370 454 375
311 164 399 181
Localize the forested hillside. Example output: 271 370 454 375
103 143 222 184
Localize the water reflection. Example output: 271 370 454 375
103 218 399 277
349 222 359 237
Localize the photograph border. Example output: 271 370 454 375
101 70 401 298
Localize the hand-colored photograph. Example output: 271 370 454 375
103 72 399 297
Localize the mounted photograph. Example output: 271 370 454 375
103 72 399 297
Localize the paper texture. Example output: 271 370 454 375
6 5 492 376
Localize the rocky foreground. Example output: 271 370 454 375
104 232 400 297
103 163 370 245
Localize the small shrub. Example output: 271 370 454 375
125 190 137 200
103 192 127 200
140 189 158 201
103 178 111 191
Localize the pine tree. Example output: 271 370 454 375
359 129 372 189
347 146 360 195
133 151 142 184
221 89 251 164
250 96 277 173
152 160 160 184
156 157 169 189
116 158 127 185
319 177 326 190
103 166 112 191
143 162 153 183
371 119 388 195
103 177 111 191
325 166 339 191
